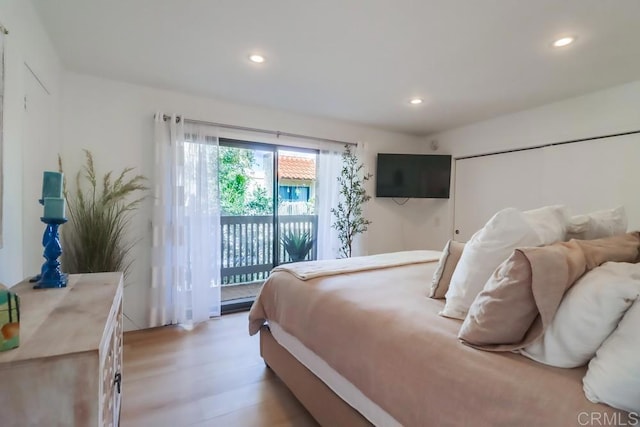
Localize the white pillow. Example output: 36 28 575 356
521 262 640 368
567 206 627 240
442 209 535 319
583 299 640 413
442 206 568 320
522 205 569 244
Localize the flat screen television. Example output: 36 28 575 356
376 154 452 198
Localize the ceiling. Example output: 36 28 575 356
33 0 640 136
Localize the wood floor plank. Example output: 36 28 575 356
121 312 318 427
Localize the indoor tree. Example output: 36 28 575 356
331 144 373 258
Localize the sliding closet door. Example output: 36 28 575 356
541 135 640 230
453 133 640 241
453 148 545 241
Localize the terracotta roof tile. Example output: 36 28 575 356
278 155 316 180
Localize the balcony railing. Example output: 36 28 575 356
220 214 318 285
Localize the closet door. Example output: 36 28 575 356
453 133 640 242
541 135 640 230
453 148 545 241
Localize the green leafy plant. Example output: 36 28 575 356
218 146 273 216
58 150 148 275
281 231 314 262
331 144 372 258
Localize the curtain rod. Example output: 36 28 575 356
454 129 640 161
162 114 356 147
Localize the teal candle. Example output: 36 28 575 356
42 171 63 200
43 197 66 220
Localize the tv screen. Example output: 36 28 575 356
376 154 452 198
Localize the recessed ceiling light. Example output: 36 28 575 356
552 36 575 48
409 98 424 105
249 54 265 63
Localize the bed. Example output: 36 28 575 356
248 253 631 426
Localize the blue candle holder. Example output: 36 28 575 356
29 199 48 283
32 217 68 289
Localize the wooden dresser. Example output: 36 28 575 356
0 273 123 427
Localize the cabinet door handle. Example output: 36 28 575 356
114 372 122 394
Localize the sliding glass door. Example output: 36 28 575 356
219 139 318 308
277 149 318 264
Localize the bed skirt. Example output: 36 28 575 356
259 325 372 427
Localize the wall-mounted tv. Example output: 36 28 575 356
376 154 452 199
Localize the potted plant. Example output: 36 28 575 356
58 150 148 274
281 231 314 262
331 144 372 258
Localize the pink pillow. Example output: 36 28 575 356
459 232 640 351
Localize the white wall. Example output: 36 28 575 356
60 72 430 330
426 80 640 247
0 0 62 286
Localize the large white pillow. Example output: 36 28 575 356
583 299 640 413
522 205 569 244
567 206 627 240
441 206 567 320
521 262 640 368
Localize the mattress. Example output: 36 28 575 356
269 321 401 426
249 257 628 426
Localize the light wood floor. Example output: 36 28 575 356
121 312 319 427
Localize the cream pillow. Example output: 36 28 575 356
429 240 465 299
567 206 627 240
442 206 567 320
583 299 640 413
521 262 640 368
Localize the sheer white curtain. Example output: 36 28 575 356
150 114 221 328
183 122 221 322
317 147 343 259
